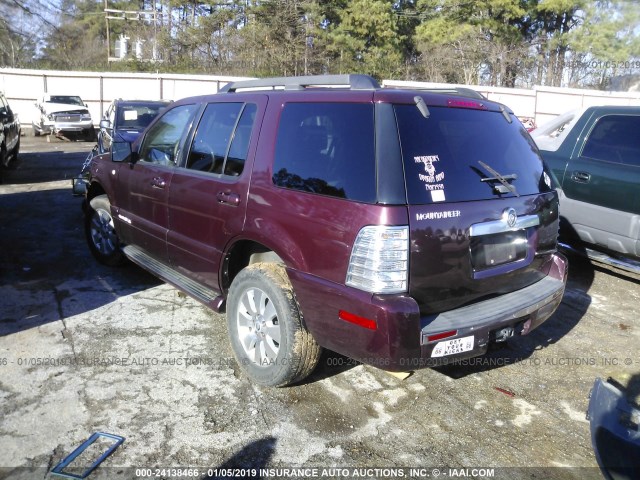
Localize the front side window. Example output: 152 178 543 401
581 115 640 166
272 103 376 202
138 104 198 166
107 104 116 126
185 102 255 176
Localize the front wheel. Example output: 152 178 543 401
226 263 321 387
0 146 6 183
85 195 125 266
11 137 20 161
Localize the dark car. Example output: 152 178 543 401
532 106 640 275
72 99 170 196
97 99 171 154
0 91 21 183
83 74 567 387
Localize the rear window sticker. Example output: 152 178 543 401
431 190 446 202
415 154 445 185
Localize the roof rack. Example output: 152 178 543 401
220 74 380 93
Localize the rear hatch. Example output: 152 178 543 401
391 96 559 314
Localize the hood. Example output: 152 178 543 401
41 102 90 115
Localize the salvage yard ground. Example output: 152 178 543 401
0 135 639 479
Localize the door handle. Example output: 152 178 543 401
571 171 591 183
216 191 240 206
151 177 166 189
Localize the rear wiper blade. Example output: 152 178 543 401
478 160 519 197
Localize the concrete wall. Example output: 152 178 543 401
2 67 640 130
0 68 249 128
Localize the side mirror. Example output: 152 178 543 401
99 119 111 130
112 141 133 163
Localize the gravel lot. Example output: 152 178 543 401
0 134 639 480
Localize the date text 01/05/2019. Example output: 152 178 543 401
561 60 640 70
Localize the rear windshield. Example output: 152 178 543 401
395 105 552 204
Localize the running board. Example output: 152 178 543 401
559 242 640 276
122 245 226 312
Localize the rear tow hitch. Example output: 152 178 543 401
493 327 515 342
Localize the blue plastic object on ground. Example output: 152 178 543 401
50 432 125 479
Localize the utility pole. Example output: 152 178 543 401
105 0 110 62
104 2 161 62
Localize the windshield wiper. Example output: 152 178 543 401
478 160 519 197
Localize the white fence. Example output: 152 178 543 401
2 67 640 129
0 68 249 128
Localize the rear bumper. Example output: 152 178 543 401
289 252 567 371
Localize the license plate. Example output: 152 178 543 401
57 115 80 122
431 335 475 358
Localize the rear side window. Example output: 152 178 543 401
581 115 640 167
186 102 256 176
273 103 376 202
395 105 552 204
225 104 256 176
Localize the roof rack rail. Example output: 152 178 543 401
220 74 380 93
412 87 486 100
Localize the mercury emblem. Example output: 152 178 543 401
504 208 517 228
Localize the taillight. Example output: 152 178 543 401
346 226 408 294
339 310 377 330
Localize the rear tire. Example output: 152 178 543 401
226 263 321 387
85 195 125 266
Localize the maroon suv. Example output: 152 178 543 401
84 75 567 386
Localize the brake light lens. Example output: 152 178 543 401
346 225 408 294
447 99 487 110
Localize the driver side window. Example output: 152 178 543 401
138 104 198 166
